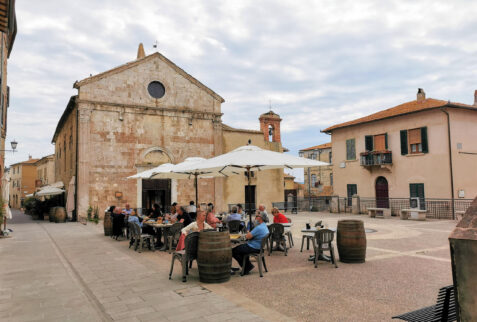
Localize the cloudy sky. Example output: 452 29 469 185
6 0 477 181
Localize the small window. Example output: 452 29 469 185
401 127 428 155
346 138 356 160
299 152 304 157
311 174 316 186
330 173 333 186
147 81 165 99
328 151 332 163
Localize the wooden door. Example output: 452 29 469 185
375 177 389 208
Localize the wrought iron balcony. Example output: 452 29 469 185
360 151 392 166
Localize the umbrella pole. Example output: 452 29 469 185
247 166 253 231
194 174 198 207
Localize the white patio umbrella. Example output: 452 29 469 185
66 176 75 220
186 145 330 224
36 186 65 197
127 158 225 207
168 157 228 206
128 163 176 179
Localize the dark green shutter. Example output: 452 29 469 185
384 133 388 150
400 130 408 155
346 139 356 160
365 135 373 151
421 127 428 153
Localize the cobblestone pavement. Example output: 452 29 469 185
0 210 281 322
1 210 458 321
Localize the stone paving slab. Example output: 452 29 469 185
0 211 270 322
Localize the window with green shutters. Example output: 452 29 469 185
400 127 428 155
346 138 356 160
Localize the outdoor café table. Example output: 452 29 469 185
301 227 336 262
230 233 247 245
143 221 173 250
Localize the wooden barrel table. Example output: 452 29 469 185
49 207 57 222
104 211 112 236
54 207 67 223
197 231 232 283
337 220 366 263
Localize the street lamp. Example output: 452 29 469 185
1 140 18 152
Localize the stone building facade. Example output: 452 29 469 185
52 45 284 220
9 157 39 208
0 0 16 193
299 142 333 197
34 154 55 189
323 89 477 204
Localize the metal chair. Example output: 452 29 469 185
128 222 154 253
285 217 294 248
268 223 287 256
228 220 243 233
392 285 456 321
167 222 183 253
241 234 269 277
313 229 338 268
300 220 322 252
169 232 200 282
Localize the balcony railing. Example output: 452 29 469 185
360 151 392 166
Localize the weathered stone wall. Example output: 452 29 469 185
302 147 333 196
54 106 77 204
75 54 223 218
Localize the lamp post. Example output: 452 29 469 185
0 140 18 152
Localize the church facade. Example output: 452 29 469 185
52 45 284 219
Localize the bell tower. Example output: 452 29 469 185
259 110 282 143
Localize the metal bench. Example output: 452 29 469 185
392 285 456 321
367 207 391 219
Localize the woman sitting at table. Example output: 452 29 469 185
176 210 211 250
205 203 221 229
271 207 289 224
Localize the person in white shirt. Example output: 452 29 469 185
181 210 212 235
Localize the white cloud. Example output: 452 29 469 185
6 0 477 174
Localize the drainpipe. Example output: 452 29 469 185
74 106 79 222
441 108 455 220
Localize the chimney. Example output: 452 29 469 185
474 90 477 106
417 88 426 102
28 155 32 160
137 43 146 59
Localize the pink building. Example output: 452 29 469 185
323 89 477 210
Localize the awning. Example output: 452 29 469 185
36 186 65 197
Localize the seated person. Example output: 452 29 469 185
206 203 221 229
271 207 289 224
257 204 270 223
166 204 178 221
181 210 212 235
232 213 269 275
176 206 192 227
176 210 212 250
236 203 245 220
122 203 133 215
226 206 242 223
144 203 162 220
127 210 142 228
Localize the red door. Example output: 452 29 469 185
375 177 389 208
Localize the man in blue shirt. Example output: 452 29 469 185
128 211 142 227
232 213 269 275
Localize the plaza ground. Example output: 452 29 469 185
0 209 456 321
